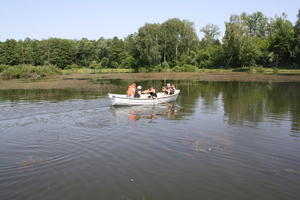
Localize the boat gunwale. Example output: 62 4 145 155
110 92 179 101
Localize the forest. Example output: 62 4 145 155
1 10 300 76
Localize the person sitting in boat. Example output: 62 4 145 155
162 83 171 95
162 86 168 95
170 84 176 95
127 83 136 98
142 85 157 98
134 86 142 98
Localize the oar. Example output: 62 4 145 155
153 97 175 108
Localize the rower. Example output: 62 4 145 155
142 85 157 98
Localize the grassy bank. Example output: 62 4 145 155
63 68 300 75
0 64 62 78
1 64 300 79
1 72 300 90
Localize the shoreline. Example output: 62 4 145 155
1 72 300 90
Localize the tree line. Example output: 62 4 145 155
1 10 300 72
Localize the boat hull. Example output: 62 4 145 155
108 91 180 106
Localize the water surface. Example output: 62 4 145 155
1 81 299 200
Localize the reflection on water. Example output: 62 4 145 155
16 155 50 173
178 81 300 134
110 105 180 124
1 81 300 200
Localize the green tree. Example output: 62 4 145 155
161 18 182 62
100 57 109 68
268 13 294 67
241 37 261 66
120 56 135 69
108 37 127 68
136 23 161 66
241 11 268 37
31 39 42 66
89 60 99 69
0 41 4 64
222 14 248 68
196 49 212 68
40 38 52 65
75 38 99 67
292 9 300 67
124 33 140 69
200 23 221 47
96 37 110 61
1 39 22 65
180 20 199 56
50 38 75 69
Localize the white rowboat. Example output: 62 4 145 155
108 90 180 106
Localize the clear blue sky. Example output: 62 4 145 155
1 0 299 42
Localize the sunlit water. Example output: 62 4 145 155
0 81 299 200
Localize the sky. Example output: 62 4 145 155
1 0 299 42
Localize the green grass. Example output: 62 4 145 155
0 64 62 78
63 68 134 74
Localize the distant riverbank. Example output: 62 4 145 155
1 72 300 90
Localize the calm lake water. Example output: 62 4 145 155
0 80 300 200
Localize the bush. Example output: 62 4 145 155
273 67 279 75
161 61 170 70
172 66 182 72
153 65 162 72
66 64 79 69
0 64 62 78
256 66 265 73
89 61 99 69
182 64 198 72
138 67 147 73
0 64 9 72
232 67 249 72
249 67 254 74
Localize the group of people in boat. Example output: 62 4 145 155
126 83 176 98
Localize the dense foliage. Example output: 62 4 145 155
1 10 300 74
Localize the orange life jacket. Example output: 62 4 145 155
127 85 136 96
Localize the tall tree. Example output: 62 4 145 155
2 39 21 65
136 23 161 66
268 13 294 67
50 38 75 69
160 18 198 66
161 18 183 62
180 20 199 56
96 37 110 60
108 37 128 68
19 38 33 65
31 39 42 65
200 23 221 47
241 11 268 37
40 38 52 65
222 14 248 68
75 38 98 67
292 9 300 66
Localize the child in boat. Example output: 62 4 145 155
134 86 142 98
170 84 176 95
127 83 136 97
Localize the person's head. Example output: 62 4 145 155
137 86 142 90
132 83 136 86
171 84 176 89
166 83 171 87
162 86 166 91
149 85 153 89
